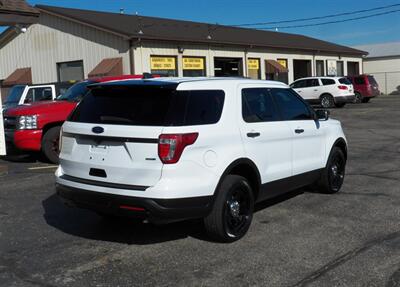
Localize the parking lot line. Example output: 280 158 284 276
28 165 58 170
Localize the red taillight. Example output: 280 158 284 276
158 133 198 164
338 85 348 90
119 205 145 212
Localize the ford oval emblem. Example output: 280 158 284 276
92 126 104 134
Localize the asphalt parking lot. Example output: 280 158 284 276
1 95 400 287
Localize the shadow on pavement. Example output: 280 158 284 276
42 189 305 245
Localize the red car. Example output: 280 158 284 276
3 75 148 163
347 74 380 103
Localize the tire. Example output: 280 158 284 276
354 92 363 103
320 94 334 108
41 126 61 164
335 103 346 108
362 97 371 103
315 147 346 194
204 175 254 243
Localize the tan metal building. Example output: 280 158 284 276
0 5 366 100
354 42 400 95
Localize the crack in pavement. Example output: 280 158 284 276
291 231 400 287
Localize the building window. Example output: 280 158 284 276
247 58 261 79
316 60 325 76
150 56 178 77
347 61 360 76
276 59 289 84
182 57 206 77
266 59 288 83
214 57 243 77
337 61 344 76
57 60 84 82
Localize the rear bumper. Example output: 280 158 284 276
5 129 42 152
56 182 213 224
334 95 355 104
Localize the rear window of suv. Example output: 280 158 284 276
339 78 352 85
69 86 225 126
367 76 378 86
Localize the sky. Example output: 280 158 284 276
2 0 400 46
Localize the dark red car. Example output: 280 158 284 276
347 74 380 103
3 75 148 163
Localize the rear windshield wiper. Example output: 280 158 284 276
100 116 135 124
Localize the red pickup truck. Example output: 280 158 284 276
3 75 146 163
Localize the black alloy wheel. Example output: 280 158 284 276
224 185 252 238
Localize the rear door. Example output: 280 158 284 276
239 86 293 185
301 78 321 100
60 84 177 187
271 88 325 175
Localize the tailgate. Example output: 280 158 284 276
60 122 163 188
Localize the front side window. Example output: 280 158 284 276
57 60 84 82
271 88 313 121
24 87 53 103
242 88 280 123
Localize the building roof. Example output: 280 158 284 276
0 0 39 25
0 0 38 14
35 5 366 56
353 42 400 58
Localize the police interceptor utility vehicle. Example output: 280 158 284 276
56 78 347 242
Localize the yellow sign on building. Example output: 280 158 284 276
248 59 260 70
183 57 204 70
277 59 287 69
150 57 176 70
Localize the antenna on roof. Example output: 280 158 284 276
120 8 124 14
138 16 144 35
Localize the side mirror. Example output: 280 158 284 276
315 109 330 121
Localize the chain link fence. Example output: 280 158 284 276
368 71 400 95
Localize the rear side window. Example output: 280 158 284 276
166 90 225 126
69 86 224 126
291 80 306 89
354 77 366 85
321 78 336 85
339 78 352 85
271 88 313 121
242 88 280 122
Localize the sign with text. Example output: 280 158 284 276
247 59 260 70
277 59 288 69
150 56 176 70
0 92 6 156
183 57 204 70
327 60 337 76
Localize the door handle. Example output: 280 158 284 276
295 129 304 134
247 132 261 138
314 89 318 91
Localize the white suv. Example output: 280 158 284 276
290 77 355 108
56 78 347 242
